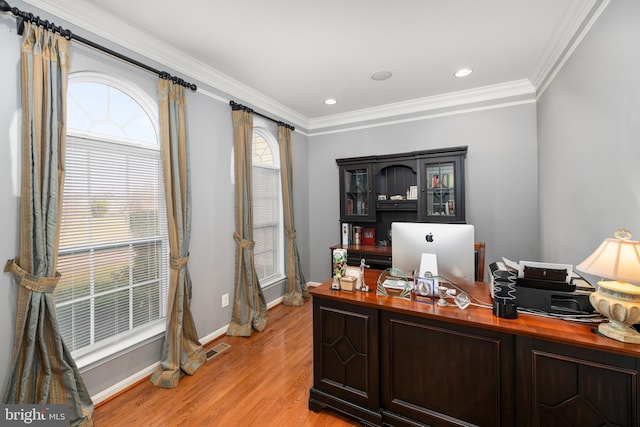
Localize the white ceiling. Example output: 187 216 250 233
23 0 606 130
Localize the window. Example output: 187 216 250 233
56 73 169 365
252 126 284 286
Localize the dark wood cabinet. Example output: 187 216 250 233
330 244 393 271
337 147 467 248
309 298 382 426
338 160 375 222
309 271 640 427
418 152 466 223
516 337 639 426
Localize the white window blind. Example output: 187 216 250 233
56 136 169 353
252 129 284 285
253 165 279 280
57 77 168 360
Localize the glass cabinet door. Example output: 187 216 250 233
420 155 465 223
426 162 454 216
340 164 374 221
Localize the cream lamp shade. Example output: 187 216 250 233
576 229 640 343
576 229 640 284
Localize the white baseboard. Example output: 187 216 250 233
267 296 283 309
92 362 159 405
197 325 229 349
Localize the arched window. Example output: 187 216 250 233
252 124 284 286
56 73 169 365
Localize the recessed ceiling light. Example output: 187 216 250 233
324 98 337 105
371 71 392 81
454 68 473 78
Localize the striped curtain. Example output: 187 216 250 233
3 22 93 426
278 125 310 306
150 79 206 388
227 108 268 336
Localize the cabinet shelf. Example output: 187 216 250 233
337 147 467 247
427 186 455 192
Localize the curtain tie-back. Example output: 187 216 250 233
4 258 60 293
233 231 254 249
170 254 190 270
286 230 297 240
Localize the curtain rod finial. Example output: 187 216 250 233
0 1 12 12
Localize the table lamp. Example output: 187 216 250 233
576 229 640 343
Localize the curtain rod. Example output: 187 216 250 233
230 100 295 131
0 0 197 90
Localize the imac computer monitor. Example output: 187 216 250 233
392 222 475 282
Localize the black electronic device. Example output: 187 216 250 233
516 265 575 292
490 261 594 316
523 265 567 281
515 286 594 315
515 277 576 292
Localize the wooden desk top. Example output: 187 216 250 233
330 243 391 255
310 269 640 359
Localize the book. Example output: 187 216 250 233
353 226 362 245
342 223 350 245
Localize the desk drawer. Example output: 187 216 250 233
376 200 417 211
347 252 392 270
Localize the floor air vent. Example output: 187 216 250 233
206 342 231 360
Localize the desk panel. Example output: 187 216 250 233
381 311 514 427
310 275 640 426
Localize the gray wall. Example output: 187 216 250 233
0 0 310 400
537 0 640 276
307 103 540 283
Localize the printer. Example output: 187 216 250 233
491 260 595 315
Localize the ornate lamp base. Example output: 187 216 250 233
597 322 640 344
590 280 640 344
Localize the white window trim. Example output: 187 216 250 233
63 72 168 368
75 320 166 372
68 71 159 138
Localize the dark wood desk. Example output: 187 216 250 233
309 270 640 426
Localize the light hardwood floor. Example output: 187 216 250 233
94 296 361 426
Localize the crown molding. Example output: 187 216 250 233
308 80 535 131
21 0 310 128
308 98 535 137
19 0 603 132
530 0 610 95
535 0 610 98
